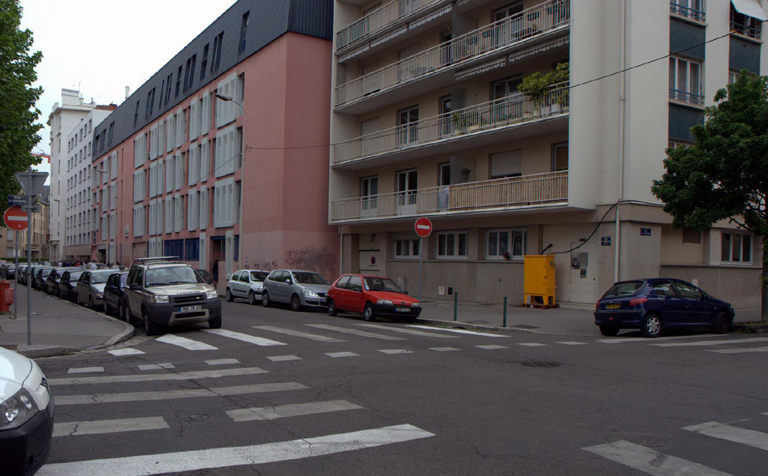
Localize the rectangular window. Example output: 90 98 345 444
436 232 468 258
133 101 140 128
394 239 420 259
215 74 240 128
188 145 199 186
731 4 762 39
553 142 569 172
200 44 209 80
239 12 250 53
189 100 198 141
164 196 174 234
166 114 175 153
175 65 183 98
145 88 155 119
175 152 185 190
165 155 174 193
729 69 740 85
670 0 706 21
165 73 173 106
201 92 211 135
487 229 527 259
490 150 522 178
107 123 114 146
214 125 238 177
200 139 210 182
200 187 209 229
174 194 184 232
721 231 752 263
184 55 196 92
211 32 224 72
397 106 419 145
669 56 703 105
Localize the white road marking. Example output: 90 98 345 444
67 367 104 374
252 326 345 342
108 348 145 356
597 334 730 344
53 417 168 438
36 424 434 476
652 338 768 347
325 352 360 358
407 325 508 338
684 421 768 452
227 400 362 422
305 324 405 341
584 440 734 476
138 364 176 371
57 382 307 405
48 367 267 386
708 346 768 354
358 324 459 339
206 358 241 366
156 334 218 351
557 341 587 346
379 349 413 354
475 345 507 350
267 355 302 362
203 329 287 346
429 347 461 352
518 343 547 347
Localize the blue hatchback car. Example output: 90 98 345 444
594 279 735 338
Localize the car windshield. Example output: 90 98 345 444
41 269 52 277
91 271 114 284
145 266 201 287
69 272 83 281
363 277 404 293
603 281 645 298
250 272 268 282
292 272 328 285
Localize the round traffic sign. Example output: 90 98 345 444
414 217 433 238
3 206 29 231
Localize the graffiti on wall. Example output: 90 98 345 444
245 247 337 278
250 260 280 272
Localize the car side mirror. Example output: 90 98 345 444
129 283 141 291
285 279 292 284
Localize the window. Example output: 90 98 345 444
669 57 703 105
187 190 198 231
721 232 752 263
650 281 677 297
200 186 209 229
175 152 185 190
486 229 527 259
166 114 175 153
492 76 523 100
201 92 212 134
215 74 241 128
133 205 146 237
134 133 147 168
553 142 568 172
185 238 199 261
437 232 467 258
239 12 250 53
164 73 173 107
175 65 183 98
108 123 114 146
200 44 209 80
212 32 224 72
184 55 196 91
731 4 762 39
133 169 146 202
174 194 184 232
728 69 740 85
166 155 175 193
493 2 524 22
200 139 210 181
175 109 186 149
188 145 200 185
361 176 378 213
133 101 140 128
396 169 418 210
394 239 420 258
490 150 522 178
214 177 237 228
189 100 199 141
214 125 240 177
145 88 155 119
675 281 702 300
670 0 705 21
164 196 174 234
439 163 451 186
397 106 419 145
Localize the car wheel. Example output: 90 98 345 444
249 291 258 305
291 294 302 312
89 296 95 310
122 302 136 326
327 299 338 316
262 291 271 307
363 303 376 322
641 314 662 338
105 302 113 316
712 311 730 334
142 308 162 336
225 288 234 302
209 315 222 329
599 326 620 337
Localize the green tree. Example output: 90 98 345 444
651 72 768 324
0 0 43 214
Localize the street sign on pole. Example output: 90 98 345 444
7 195 25 207
14 171 48 196
414 217 433 303
3 207 29 231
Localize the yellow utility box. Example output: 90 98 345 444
522 255 558 308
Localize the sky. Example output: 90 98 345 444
19 0 237 179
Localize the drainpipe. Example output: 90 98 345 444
338 226 344 275
615 0 627 284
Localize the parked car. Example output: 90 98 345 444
58 270 83 302
0 346 54 475
326 274 421 322
226 269 269 305
2 264 16 280
34 268 54 291
75 269 114 310
594 279 735 338
45 268 78 295
17 265 27 285
103 271 129 316
196 269 215 286
122 257 221 336
261 269 330 311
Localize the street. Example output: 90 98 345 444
31 294 768 476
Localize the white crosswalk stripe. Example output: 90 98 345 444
67 367 104 374
267 355 302 362
584 440 734 476
651 338 768 347
407 325 508 338
203 328 287 346
252 325 346 342
206 358 240 366
557 341 587 346
518 343 547 347
227 400 362 422
325 351 360 358
36 424 435 476
475 345 507 350
429 347 461 352
138 363 176 371
108 348 145 356
305 324 405 341
684 421 768 452
708 346 768 354
379 349 413 354
156 334 218 351
358 324 459 338
53 417 169 438
48 367 267 386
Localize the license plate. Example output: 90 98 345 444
180 305 202 312
606 304 621 310
320 298 326 303
396 307 410 313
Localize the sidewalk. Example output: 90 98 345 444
0 284 134 357
418 299 761 336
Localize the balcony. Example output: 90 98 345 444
730 20 761 39
331 171 568 224
333 83 569 168
335 1 570 111
669 1 705 22
669 88 704 106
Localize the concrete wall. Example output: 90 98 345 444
661 265 762 309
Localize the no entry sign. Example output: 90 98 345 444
3 206 28 231
414 217 433 238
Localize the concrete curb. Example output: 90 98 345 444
18 346 76 359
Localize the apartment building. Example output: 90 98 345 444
329 0 767 307
91 0 338 283
48 89 98 262
63 107 115 262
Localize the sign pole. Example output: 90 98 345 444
13 231 18 320
418 237 423 302
26 187 32 346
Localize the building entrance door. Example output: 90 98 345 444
565 242 597 304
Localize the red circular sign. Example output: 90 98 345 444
3 207 28 231
414 217 433 238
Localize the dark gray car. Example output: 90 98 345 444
75 270 114 310
261 269 330 311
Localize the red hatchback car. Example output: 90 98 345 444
327 274 422 322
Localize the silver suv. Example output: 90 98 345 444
121 257 222 335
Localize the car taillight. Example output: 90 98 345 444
596 300 600 310
629 297 647 308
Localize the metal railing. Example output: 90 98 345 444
334 82 570 165
730 21 762 39
331 171 568 222
335 0 570 107
336 0 444 51
669 88 704 106
669 1 705 22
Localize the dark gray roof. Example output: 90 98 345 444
93 0 333 160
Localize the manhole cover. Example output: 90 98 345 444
626 436 667 448
521 362 561 368
512 325 540 330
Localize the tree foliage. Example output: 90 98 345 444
0 0 43 213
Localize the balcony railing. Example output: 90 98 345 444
730 21 762 39
333 83 570 165
669 1 705 22
331 171 568 222
335 0 570 107
336 0 444 51
669 88 704 106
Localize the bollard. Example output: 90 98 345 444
503 296 507 327
453 291 458 321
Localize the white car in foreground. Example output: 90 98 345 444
0 347 54 475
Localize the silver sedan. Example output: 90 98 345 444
75 269 115 310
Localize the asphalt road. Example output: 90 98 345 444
33 296 768 476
